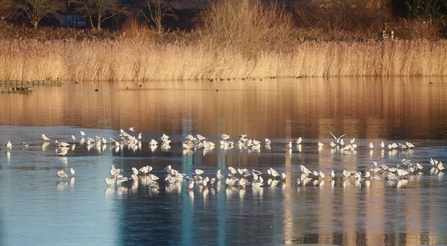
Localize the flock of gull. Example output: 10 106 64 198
3 128 445 191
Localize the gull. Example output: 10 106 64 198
296 178 301 186
22 142 29 148
196 134 206 141
342 170 351 178
406 142 415 148
399 143 408 149
42 134 51 141
128 127 135 132
396 169 409 178
216 170 224 180
350 138 356 144
139 165 152 174
430 158 438 166
380 141 385 148
105 177 116 186
294 137 303 144
267 167 280 178
300 165 311 175
131 173 139 181
265 138 271 145
148 173 160 181
228 166 237 176
330 132 346 144
57 170 69 180
239 134 248 142
186 135 196 141
56 147 69 156
164 165 172 173
70 168 75 176
161 134 169 141
416 163 423 170
281 173 286 180
116 176 129 186
252 172 259 181
149 139 158 146
317 142 324 147
202 176 209 187
194 169 204 176
330 170 335 179
438 162 445 171
369 142 374 148
221 134 230 140
110 165 122 176
343 144 353 151
132 167 139 176
5 141 12 149
183 141 194 150
187 180 195 190
237 178 247 188
79 131 86 137
55 140 70 147
319 171 326 179
351 172 362 180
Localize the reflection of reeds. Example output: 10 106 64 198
0 39 447 81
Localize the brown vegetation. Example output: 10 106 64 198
0 0 446 81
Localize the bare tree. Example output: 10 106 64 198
0 0 19 22
70 0 122 30
15 0 65 29
140 0 176 33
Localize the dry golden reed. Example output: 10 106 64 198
0 39 447 82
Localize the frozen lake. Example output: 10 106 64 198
0 77 447 245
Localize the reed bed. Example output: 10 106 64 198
0 38 447 82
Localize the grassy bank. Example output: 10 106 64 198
0 38 446 82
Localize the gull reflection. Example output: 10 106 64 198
238 188 246 199
183 149 194 155
252 186 264 197
57 181 68 191
131 180 139 190
397 179 409 188
6 151 10 162
58 156 68 166
105 187 115 195
42 142 50 151
117 186 128 196
187 190 194 200
202 187 209 200
319 180 325 187
70 177 75 187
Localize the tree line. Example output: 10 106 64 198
0 0 446 38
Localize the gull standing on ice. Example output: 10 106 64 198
42 134 51 141
57 170 69 180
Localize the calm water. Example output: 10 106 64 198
1 77 447 246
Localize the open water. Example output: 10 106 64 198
0 77 447 245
